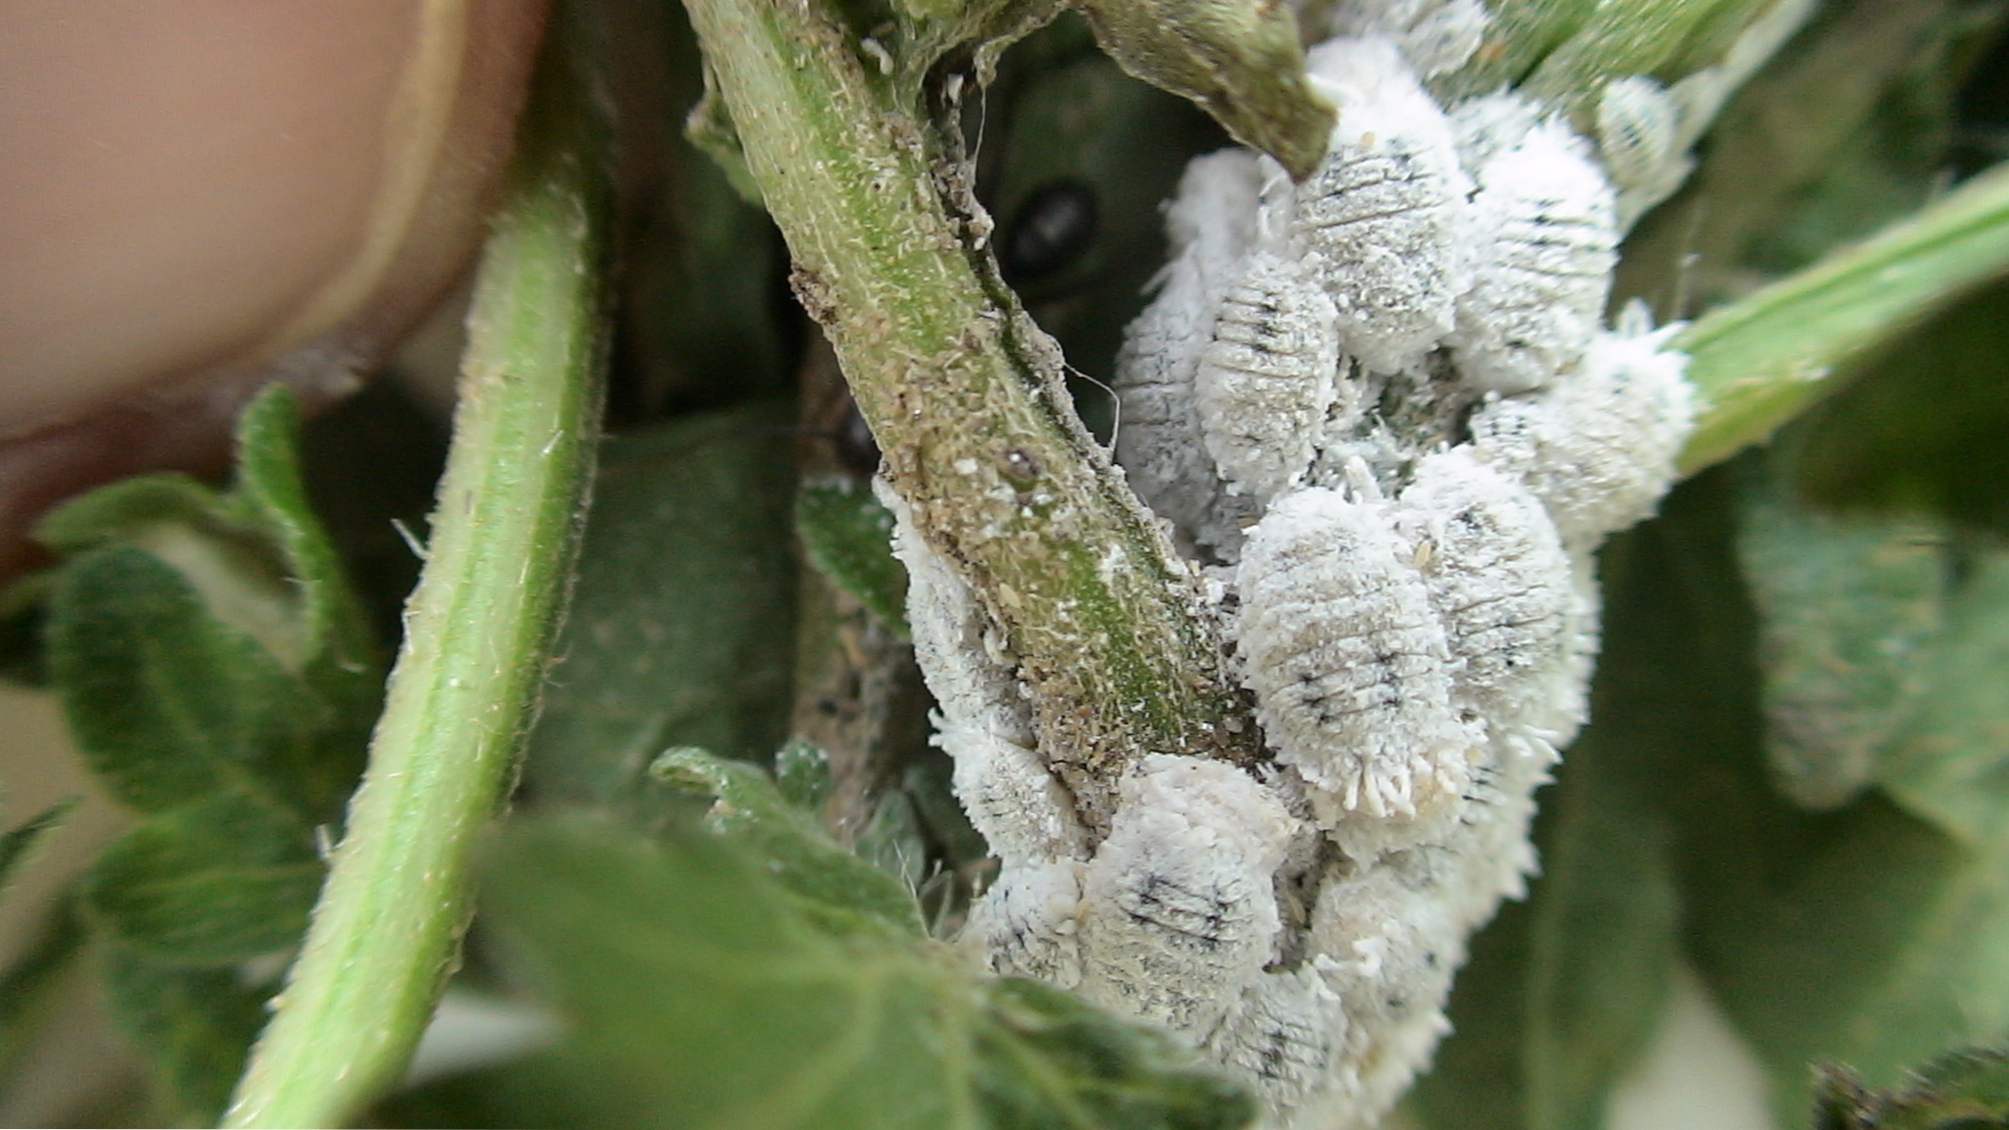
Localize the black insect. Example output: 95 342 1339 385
1002 180 1100 283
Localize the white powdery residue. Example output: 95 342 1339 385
1073 755 1297 1036
1466 303 1696 549
1295 37 1471 374
1320 0 1491 77
1195 251 1348 501
1303 854 1465 1130
1595 75 1694 230
942 725 1088 866
964 859 1085 987
1397 448 1575 722
1236 487 1475 840
1204 960 1353 1122
1451 117 1619 393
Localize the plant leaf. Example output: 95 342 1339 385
102 946 270 1124
796 481 909 636
652 747 924 937
1814 1046 2009 1129
81 794 322 966
773 739 834 811
46 546 330 819
1737 478 1949 809
1600 469 2009 1121
522 404 798 809
478 817 1257 1130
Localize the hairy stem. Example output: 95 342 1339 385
679 0 1255 830
1677 161 2009 474
221 38 608 1128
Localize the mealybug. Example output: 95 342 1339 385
1293 38 1470 374
1594 76 1692 230
1234 485 1474 833
941 724 1086 865
1194 251 1347 500
1073 756 1293 1034
1465 303 1695 548
1397 449 1574 721
965 859 1084 987
1205 962 1349 1117
1452 119 1618 393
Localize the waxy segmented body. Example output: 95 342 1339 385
1236 487 1470 828
1205 963 1350 1120
1452 119 1618 393
965 859 1084 987
1398 448 1574 719
1467 305 1695 547
1594 76 1687 204
1294 38 1469 374
1073 756 1294 1034
1195 252 1346 500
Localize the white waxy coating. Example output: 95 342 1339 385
883 484 1087 863
1295 38 1470 374
1236 487 1471 824
1074 755 1296 1035
1320 0 1491 77
965 859 1084 988
1204 961 1351 1121
1452 118 1618 393
1115 150 1266 544
1466 303 1696 548
1398 448 1574 720
1195 251 1346 501
1595 76 1688 204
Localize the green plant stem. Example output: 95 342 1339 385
220 47 609 1129
1677 161 2009 475
680 0 1254 831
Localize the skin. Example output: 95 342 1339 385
0 0 550 579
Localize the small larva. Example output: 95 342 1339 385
1234 484 1473 829
1397 448 1574 721
1451 118 1618 394
1194 251 1346 500
1594 75 1694 231
964 859 1084 988
1204 962 1349 1118
1293 37 1470 374
1073 756 1293 1035
1320 0 1491 78
1465 303 1696 548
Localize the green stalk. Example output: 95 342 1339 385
1677 161 2009 474
221 42 608 1129
680 0 1254 830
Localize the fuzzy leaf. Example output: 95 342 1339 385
1737 482 1948 809
651 747 924 937
522 405 798 808
102 947 270 1124
478 818 1256 1130
773 739 834 811
82 794 321 965
46 547 331 819
796 481 909 636
1602 470 2009 1121
1814 1046 2009 1129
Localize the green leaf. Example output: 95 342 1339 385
1737 479 1949 809
103 947 270 1124
478 817 1256 1130
651 747 924 937
0 797 76 896
1877 551 2009 843
82 794 321 966
1814 1046 2009 1129
796 481 909 636
522 404 798 809
46 547 332 819
1600 470 2009 1121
